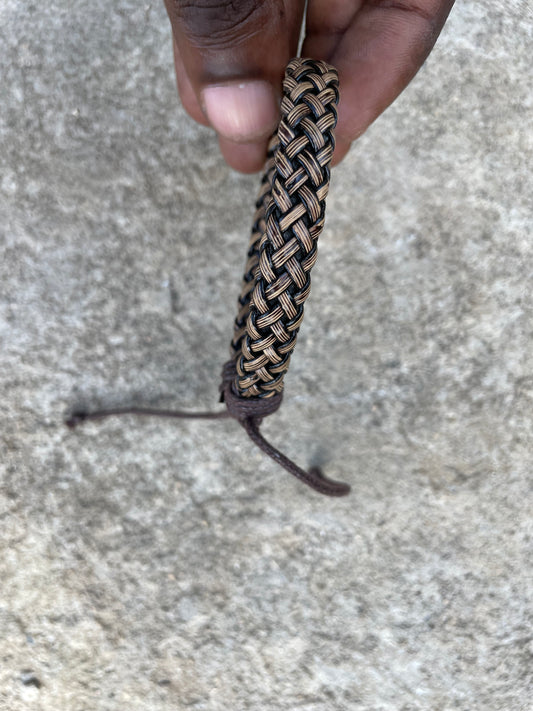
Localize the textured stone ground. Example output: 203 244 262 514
1 2 531 710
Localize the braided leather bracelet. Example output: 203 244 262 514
67 59 351 497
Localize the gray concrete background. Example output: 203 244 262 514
1 1 532 709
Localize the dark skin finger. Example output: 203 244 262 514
164 0 305 172
304 0 456 165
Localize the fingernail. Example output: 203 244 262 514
202 81 278 142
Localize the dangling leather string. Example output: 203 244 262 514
66 361 350 496
65 407 230 428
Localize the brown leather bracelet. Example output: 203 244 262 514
67 58 351 498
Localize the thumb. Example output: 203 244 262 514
164 0 305 172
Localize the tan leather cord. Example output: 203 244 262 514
66 58 350 497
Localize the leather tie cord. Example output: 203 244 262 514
66 58 351 497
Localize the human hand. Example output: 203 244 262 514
163 1 455 173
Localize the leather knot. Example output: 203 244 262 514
220 360 283 423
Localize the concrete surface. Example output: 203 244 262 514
1 1 532 709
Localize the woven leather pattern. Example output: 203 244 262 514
230 58 339 398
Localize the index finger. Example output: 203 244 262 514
303 0 455 163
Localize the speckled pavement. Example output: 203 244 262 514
1 2 531 709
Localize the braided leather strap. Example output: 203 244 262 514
230 58 339 398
